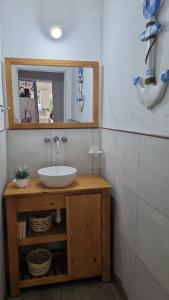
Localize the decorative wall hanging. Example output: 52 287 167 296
133 0 169 109
19 80 34 98
77 67 85 112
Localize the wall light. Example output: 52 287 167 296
50 25 63 39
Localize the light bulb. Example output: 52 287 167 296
50 25 63 39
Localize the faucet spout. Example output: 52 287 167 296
53 136 60 153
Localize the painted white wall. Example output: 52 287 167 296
102 0 169 299
0 17 4 131
1 0 103 61
102 0 169 137
0 8 7 300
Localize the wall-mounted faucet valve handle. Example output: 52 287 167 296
44 137 52 143
62 136 68 143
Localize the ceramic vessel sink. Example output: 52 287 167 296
37 166 77 188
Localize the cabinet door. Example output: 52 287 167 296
67 193 101 279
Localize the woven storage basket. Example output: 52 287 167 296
26 248 53 277
29 214 52 233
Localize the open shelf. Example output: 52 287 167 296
18 223 67 246
20 250 68 288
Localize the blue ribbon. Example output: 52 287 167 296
161 70 169 83
133 76 141 86
143 0 161 19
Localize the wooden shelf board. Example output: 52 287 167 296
18 223 67 246
18 233 67 246
20 274 68 288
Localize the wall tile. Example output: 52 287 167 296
92 129 101 170
7 129 99 178
113 189 136 300
101 170 136 300
51 129 93 171
101 169 115 197
7 130 52 176
116 132 138 193
115 181 137 250
121 241 136 300
92 128 101 145
92 169 101 176
138 135 169 218
135 257 169 300
101 129 116 180
136 198 169 295
114 182 137 300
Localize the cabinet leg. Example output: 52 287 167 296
6 200 20 297
102 190 111 282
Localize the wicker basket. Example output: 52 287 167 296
26 248 53 277
29 213 52 233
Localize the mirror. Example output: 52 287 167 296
5 58 99 129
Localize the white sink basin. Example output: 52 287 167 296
37 166 77 188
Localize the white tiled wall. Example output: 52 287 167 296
101 128 169 300
7 129 101 179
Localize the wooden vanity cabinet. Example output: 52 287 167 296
4 176 111 297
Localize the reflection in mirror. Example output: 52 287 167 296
12 65 93 124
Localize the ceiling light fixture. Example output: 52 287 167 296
50 25 63 39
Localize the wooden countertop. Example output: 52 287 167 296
4 176 111 198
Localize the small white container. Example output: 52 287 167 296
13 178 29 188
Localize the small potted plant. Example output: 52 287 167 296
13 166 30 188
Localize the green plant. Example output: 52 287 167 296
15 167 29 180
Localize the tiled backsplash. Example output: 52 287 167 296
101 128 169 300
7 129 101 179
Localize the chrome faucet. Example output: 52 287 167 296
53 136 60 153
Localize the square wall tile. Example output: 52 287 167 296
116 131 138 193
136 197 169 295
135 257 169 300
7 130 52 176
51 129 93 171
138 135 169 218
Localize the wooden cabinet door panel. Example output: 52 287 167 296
67 193 101 279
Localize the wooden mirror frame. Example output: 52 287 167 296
5 57 99 129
